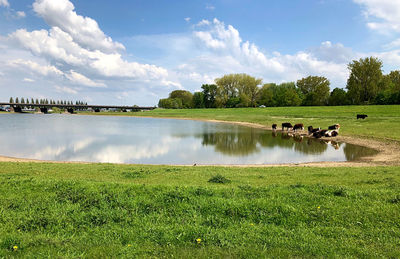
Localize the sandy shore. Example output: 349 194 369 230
1 115 399 167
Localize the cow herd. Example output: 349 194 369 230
273 122 340 139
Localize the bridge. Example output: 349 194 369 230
0 102 156 114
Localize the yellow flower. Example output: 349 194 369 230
13 245 18 251
250 223 254 226
127 244 132 247
196 238 202 244
317 206 321 209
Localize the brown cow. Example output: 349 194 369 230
293 123 304 132
282 122 293 131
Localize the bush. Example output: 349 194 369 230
208 175 231 184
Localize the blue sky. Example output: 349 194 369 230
1 0 400 105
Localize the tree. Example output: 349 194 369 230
169 90 193 108
21 98 25 104
215 73 262 107
192 92 205 108
328 88 349 106
297 76 330 106
257 83 276 107
389 70 400 92
158 98 183 109
201 84 218 108
346 57 383 104
31 98 34 104
9 97 14 103
15 97 19 103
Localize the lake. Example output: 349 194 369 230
0 114 377 164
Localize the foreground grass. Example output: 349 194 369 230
1 162 399 257
80 105 400 141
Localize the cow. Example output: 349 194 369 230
331 130 339 137
313 129 328 139
282 122 293 131
308 126 321 135
293 123 304 132
357 114 368 119
328 124 340 130
272 124 277 130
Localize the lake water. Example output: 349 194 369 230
0 114 377 165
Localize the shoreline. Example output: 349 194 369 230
1 113 399 167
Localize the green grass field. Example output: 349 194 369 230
2 105 400 257
80 105 400 142
0 163 399 258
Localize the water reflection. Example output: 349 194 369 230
0 114 377 164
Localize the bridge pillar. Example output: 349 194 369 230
12 106 22 113
40 107 48 114
67 108 74 114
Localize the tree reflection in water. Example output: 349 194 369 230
343 143 378 161
199 127 331 156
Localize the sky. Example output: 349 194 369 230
1 0 400 105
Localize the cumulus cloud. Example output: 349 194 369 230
0 0 9 7
16 11 26 18
354 0 400 33
65 70 105 87
54 85 78 94
190 19 350 86
8 59 64 76
32 0 124 53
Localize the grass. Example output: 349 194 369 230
79 105 400 141
0 162 399 258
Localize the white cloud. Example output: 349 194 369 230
66 70 106 87
33 0 124 53
184 17 191 22
354 0 400 33
54 85 78 94
0 0 9 7
8 59 64 77
205 4 215 10
23 78 35 82
16 11 26 18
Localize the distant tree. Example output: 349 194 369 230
346 57 383 104
201 84 218 108
9 97 14 103
20 98 25 104
215 73 262 107
169 90 193 108
389 70 400 92
35 99 39 104
328 88 349 106
158 98 183 109
31 98 34 104
193 92 205 108
297 76 330 106
15 97 19 103
26 99 30 104
257 83 276 107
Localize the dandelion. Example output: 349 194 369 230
196 238 202 244
13 245 18 251
250 223 254 226
317 206 321 209
127 244 132 247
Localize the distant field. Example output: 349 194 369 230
0 162 399 258
79 105 400 141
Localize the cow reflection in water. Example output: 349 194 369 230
198 129 333 156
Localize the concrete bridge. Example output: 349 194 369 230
0 102 156 114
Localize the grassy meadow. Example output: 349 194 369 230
80 105 400 141
1 105 400 257
0 162 399 258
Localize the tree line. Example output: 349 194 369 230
9 97 87 106
159 57 400 109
